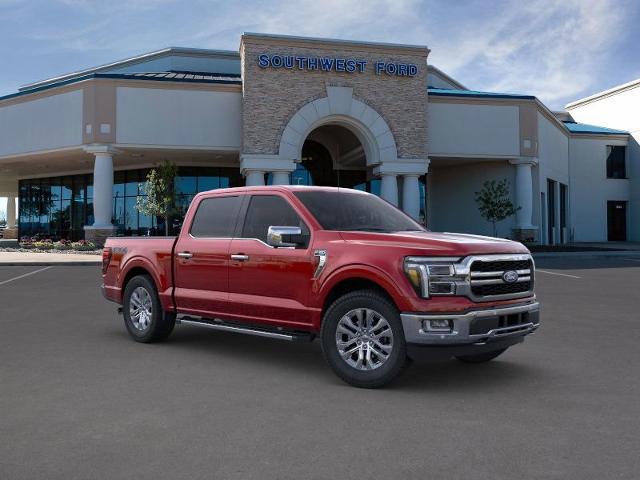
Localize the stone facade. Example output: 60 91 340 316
240 34 429 161
84 227 115 248
2 228 18 240
512 228 538 243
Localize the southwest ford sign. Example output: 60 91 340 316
257 54 418 77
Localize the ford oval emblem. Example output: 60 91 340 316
502 270 519 283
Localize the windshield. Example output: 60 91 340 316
294 190 425 233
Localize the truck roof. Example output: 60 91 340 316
195 185 371 197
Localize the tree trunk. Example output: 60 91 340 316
164 216 169 236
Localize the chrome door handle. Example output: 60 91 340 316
230 254 249 262
177 252 193 259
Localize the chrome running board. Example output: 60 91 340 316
176 315 314 342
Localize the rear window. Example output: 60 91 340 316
294 190 423 232
190 195 242 237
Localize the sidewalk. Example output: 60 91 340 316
0 251 101 266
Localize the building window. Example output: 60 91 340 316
560 183 568 243
606 146 626 179
18 166 242 240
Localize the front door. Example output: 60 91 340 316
173 195 243 317
227 194 316 329
607 201 627 241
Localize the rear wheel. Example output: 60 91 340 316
122 275 175 343
321 290 409 388
455 348 507 363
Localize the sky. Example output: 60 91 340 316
1 0 640 214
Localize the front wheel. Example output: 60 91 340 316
321 290 409 388
122 275 175 343
455 348 507 364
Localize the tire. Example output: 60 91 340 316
455 348 508 364
321 290 409 388
122 275 175 343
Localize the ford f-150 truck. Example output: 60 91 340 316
102 186 540 388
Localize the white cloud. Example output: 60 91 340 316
188 0 427 46
425 0 631 108
4 0 634 109
180 0 633 107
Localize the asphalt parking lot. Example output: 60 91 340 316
1 257 640 479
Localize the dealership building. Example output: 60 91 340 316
0 33 637 245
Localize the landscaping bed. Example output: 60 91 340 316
0 238 101 255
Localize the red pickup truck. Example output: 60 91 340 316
102 186 539 388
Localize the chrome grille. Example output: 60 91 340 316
468 257 534 300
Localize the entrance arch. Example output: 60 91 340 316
241 85 428 219
292 125 372 189
278 86 398 166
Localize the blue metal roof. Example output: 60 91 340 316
562 121 628 135
0 71 242 102
427 87 535 100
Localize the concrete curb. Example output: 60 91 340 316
0 261 101 266
532 251 640 258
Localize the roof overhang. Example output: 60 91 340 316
565 78 640 109
19 47 240 93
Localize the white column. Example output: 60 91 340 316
402 175 420 220
245 170 265 186
380 174 398 206
6 195 16 229
84 146 118 232
271 171 290 185
92 152 114 227
510 158 536 229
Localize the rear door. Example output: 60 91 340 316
227 194 316 329
173 194 243 317
607 201 627 241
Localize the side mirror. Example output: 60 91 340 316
267 226 303 248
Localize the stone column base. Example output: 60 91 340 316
84 226 115 247
2 227 18 240
512 227 538 243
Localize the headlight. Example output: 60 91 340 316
403 257 464 298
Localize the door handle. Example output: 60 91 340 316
230 254 249 262
177 252 193 259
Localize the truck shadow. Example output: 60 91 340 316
396 359 545 392
158 327 544 392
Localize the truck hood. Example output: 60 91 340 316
338 230 530 257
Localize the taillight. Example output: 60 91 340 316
102 247 112 274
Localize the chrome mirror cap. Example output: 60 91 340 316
267 226 302 248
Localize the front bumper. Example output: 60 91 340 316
401 301 540 361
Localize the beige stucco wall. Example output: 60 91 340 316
427 102 520 157
116 86 242 148
240 35 429 160
0 90 83 157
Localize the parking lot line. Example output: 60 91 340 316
623 258 640 262
536 269 581 279
0 266 52 286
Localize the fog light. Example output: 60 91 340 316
423 319 452 332
429 281 455 295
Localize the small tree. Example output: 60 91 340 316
474 179 520 237
136 160 179 235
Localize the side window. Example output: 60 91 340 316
190 196 242 237
241 195 309 246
